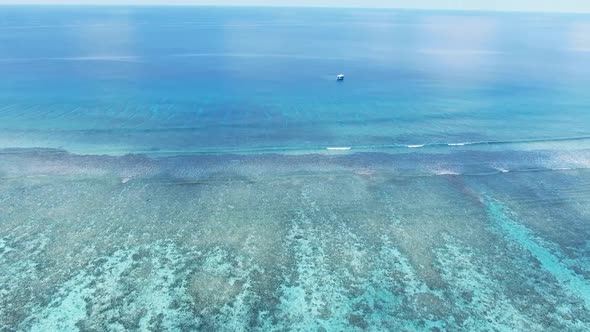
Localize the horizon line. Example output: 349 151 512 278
1 3 590 14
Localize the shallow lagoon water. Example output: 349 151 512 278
1 6 590 331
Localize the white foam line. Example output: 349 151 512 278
418 49 504 55
170 52 346 61
0 56 141 63
436 171 461 176
1 24 110 29
326 147 351 151
406 144 425 148
0 53 347 62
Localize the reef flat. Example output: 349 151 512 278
1 149 590 331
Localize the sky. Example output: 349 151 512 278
2 0 590 13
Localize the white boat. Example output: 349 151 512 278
336 73 344 81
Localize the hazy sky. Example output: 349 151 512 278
3 0 590 13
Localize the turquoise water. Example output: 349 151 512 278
1 6 590 331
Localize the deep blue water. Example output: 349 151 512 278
1 6 590 154
1 7 590 331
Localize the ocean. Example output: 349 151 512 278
1 6 590 331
